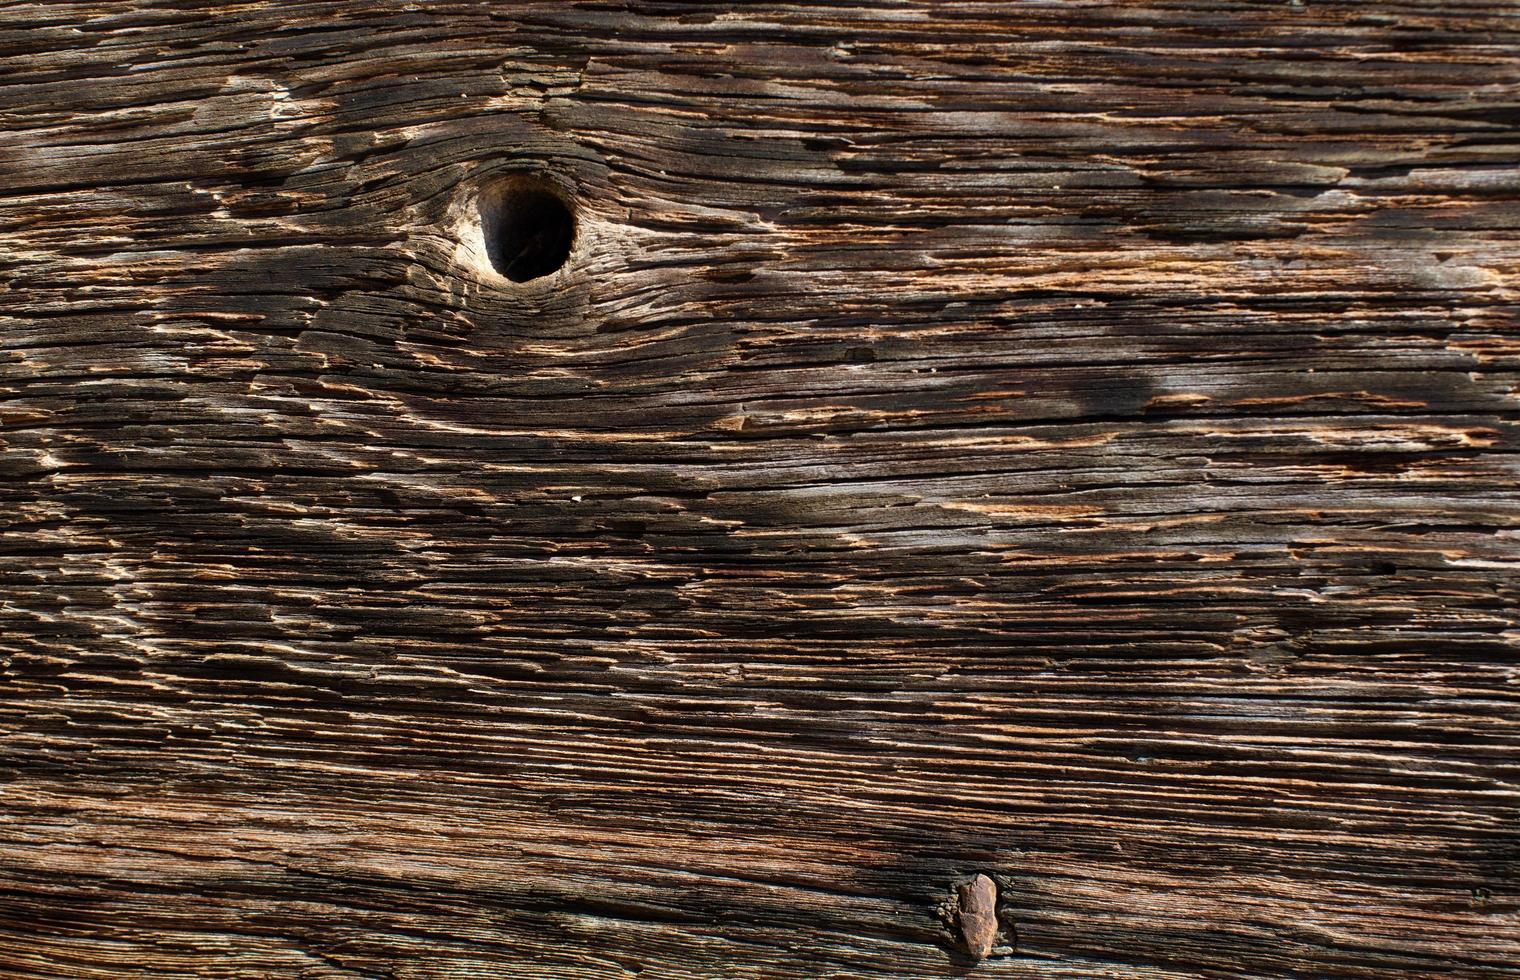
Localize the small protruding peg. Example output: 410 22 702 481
957 873 999 960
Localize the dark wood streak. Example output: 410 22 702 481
1 2 1518 978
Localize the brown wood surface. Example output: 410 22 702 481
2 2 1519 977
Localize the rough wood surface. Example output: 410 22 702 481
2 3 1519 978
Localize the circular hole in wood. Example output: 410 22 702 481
479 179 575 283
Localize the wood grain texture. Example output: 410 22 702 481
2 2 1518 977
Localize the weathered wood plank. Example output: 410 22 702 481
1 2 1518 977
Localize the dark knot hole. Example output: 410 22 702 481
481 180 575 283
